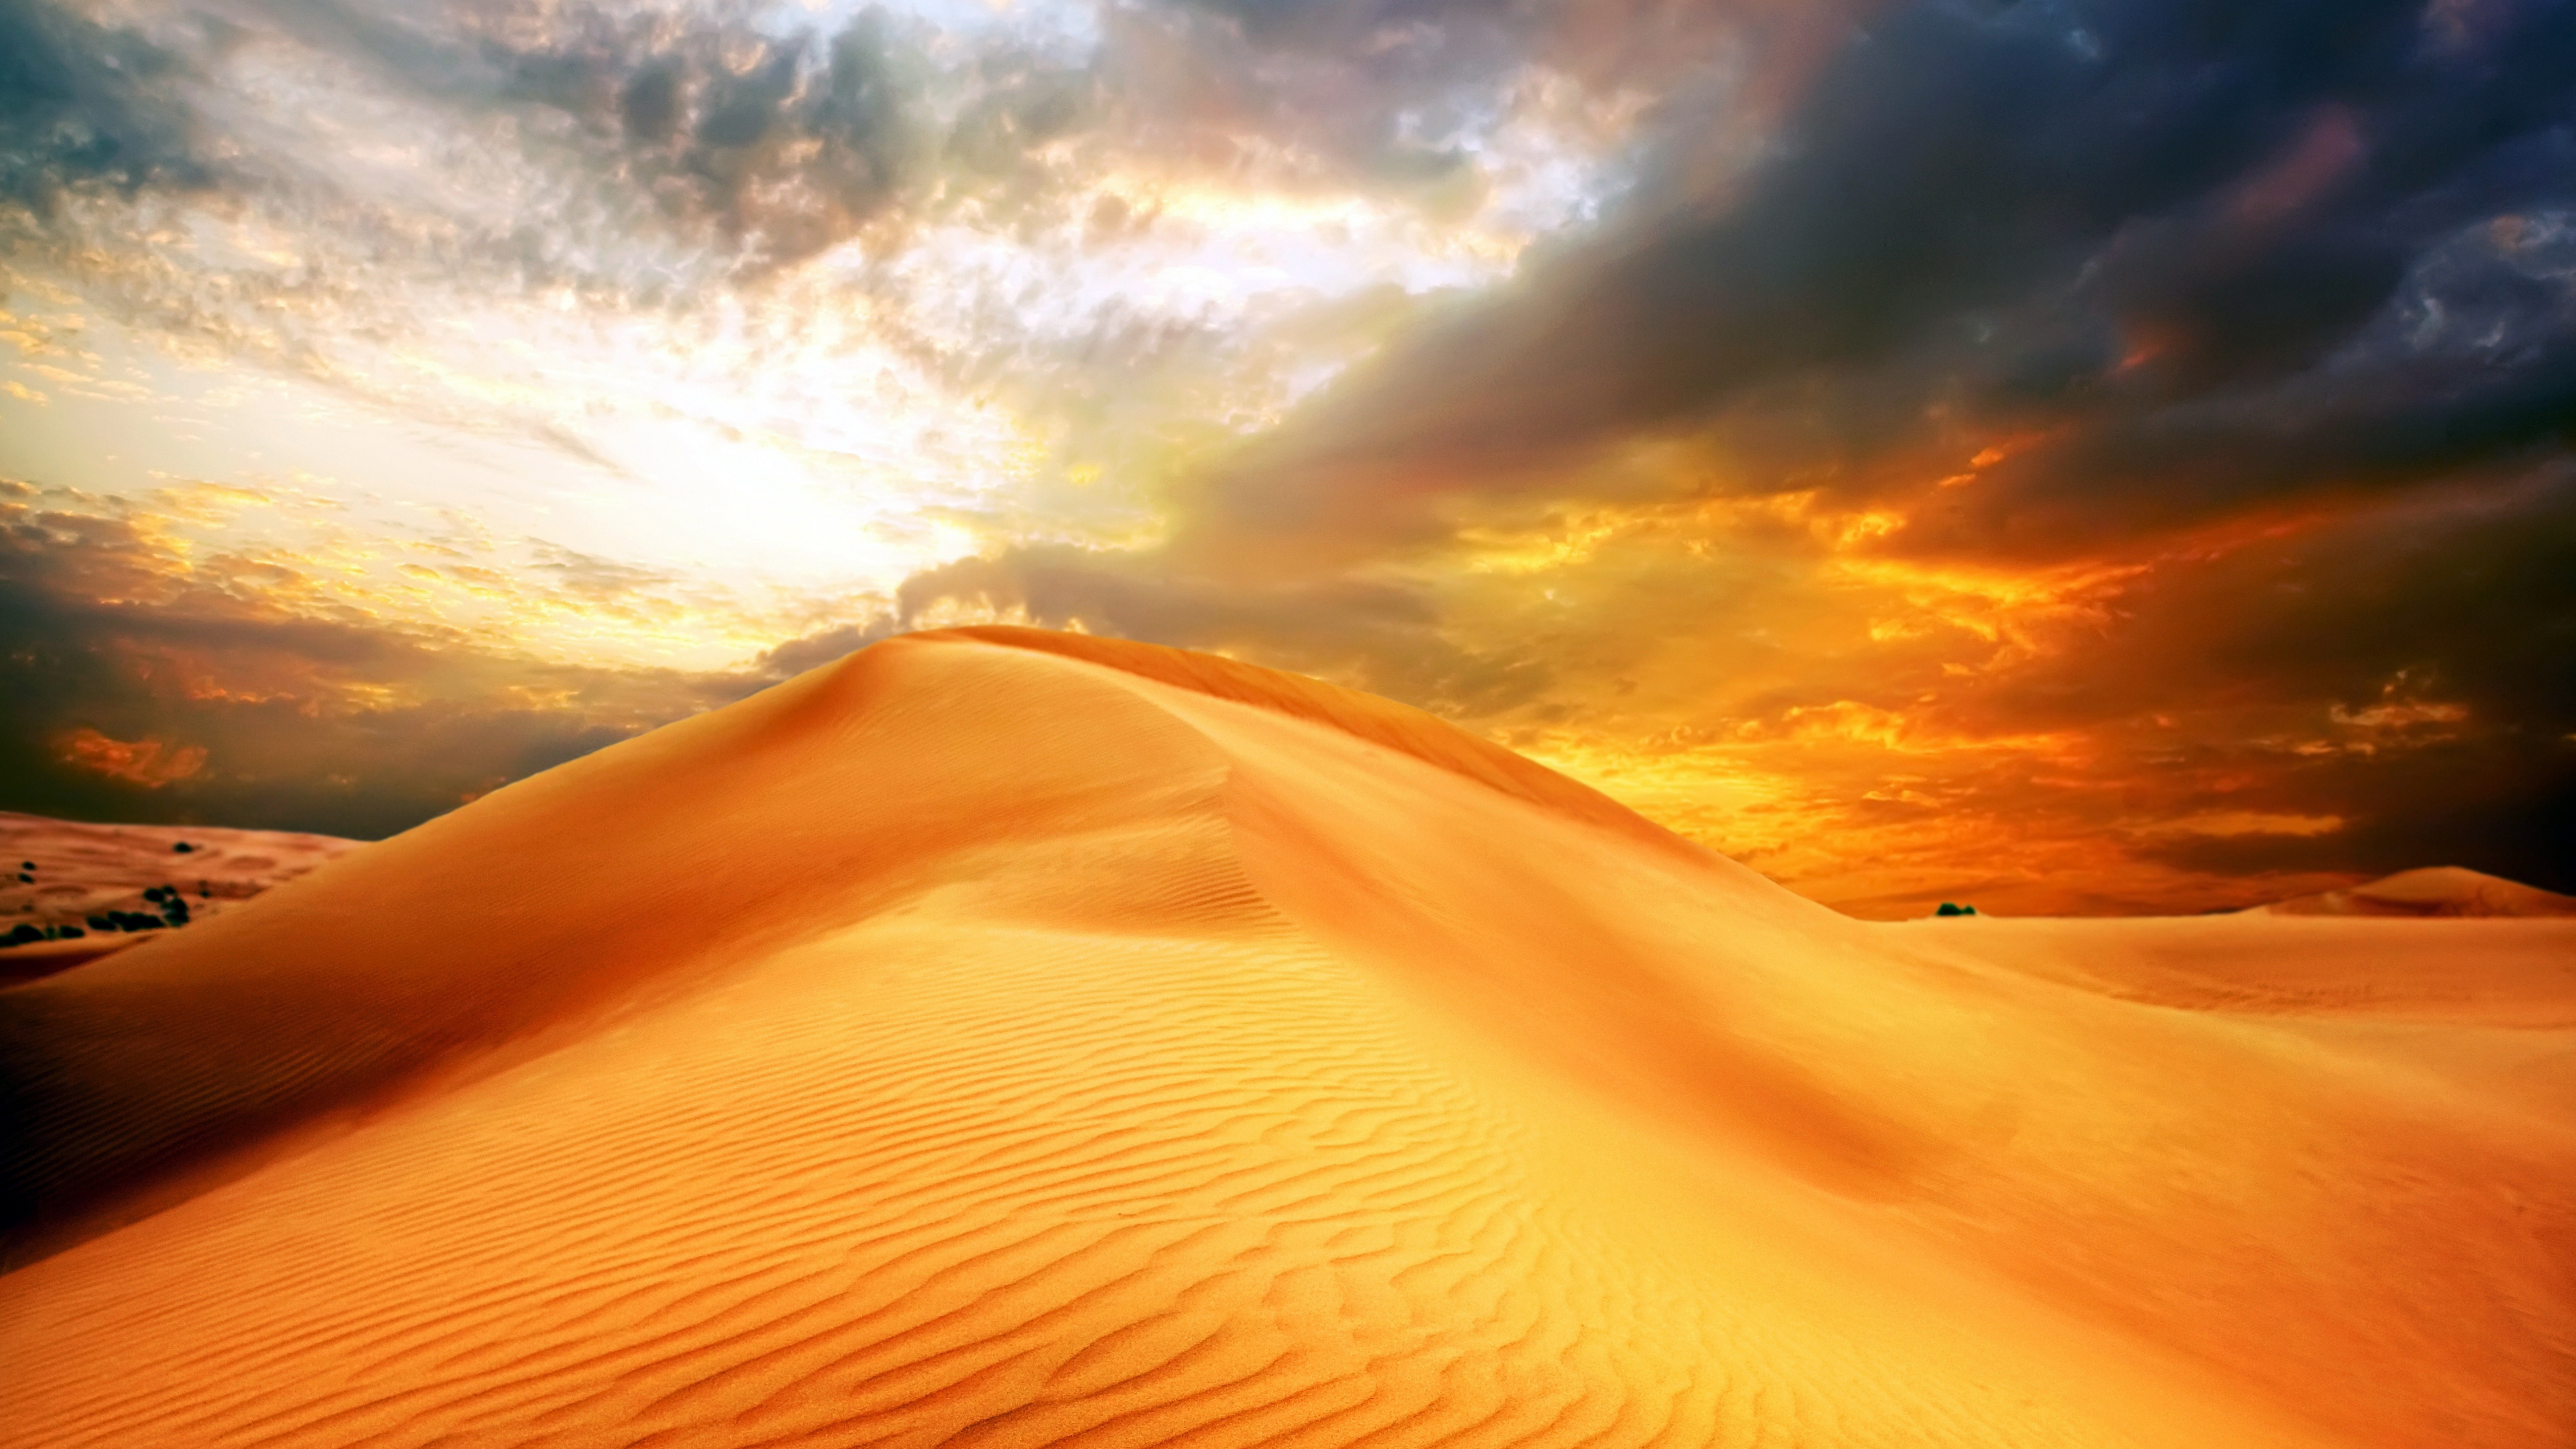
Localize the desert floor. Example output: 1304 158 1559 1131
0 812 361 980
1 628 2568 1449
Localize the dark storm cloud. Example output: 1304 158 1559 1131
1191 0 2576 552
2135 736 2576 895
1921 462 2576 893
0 0 213 208
2145 473 2576 888
1991 469 2576 733
1920 211 2576 553
0 492 748 839
1101 0 2576 905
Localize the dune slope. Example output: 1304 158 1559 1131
1 628 2569 1449
2252 865 2576 918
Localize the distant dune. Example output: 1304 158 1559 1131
0 813 361 980
1 628 2569 1449
2251 865 2576 918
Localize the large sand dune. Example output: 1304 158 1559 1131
1 628 2568 1448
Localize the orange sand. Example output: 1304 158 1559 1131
0 628 2568 1448
0 812 362 980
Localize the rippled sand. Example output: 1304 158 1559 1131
2 628 2567 1448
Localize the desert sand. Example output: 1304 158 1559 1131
0 628 2568 1449
0 812 362 981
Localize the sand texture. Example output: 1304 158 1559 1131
0 813 363 981
1 628 2569 1449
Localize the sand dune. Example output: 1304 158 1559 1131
1 628 2568 1449
2252 865 2576 918
0 813 362 981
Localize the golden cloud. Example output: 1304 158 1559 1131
57 728 208 788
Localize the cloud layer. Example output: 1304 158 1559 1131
3 0 2571 913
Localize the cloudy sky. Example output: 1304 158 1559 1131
3 0 2571 915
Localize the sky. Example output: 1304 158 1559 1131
2 0 2571 917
